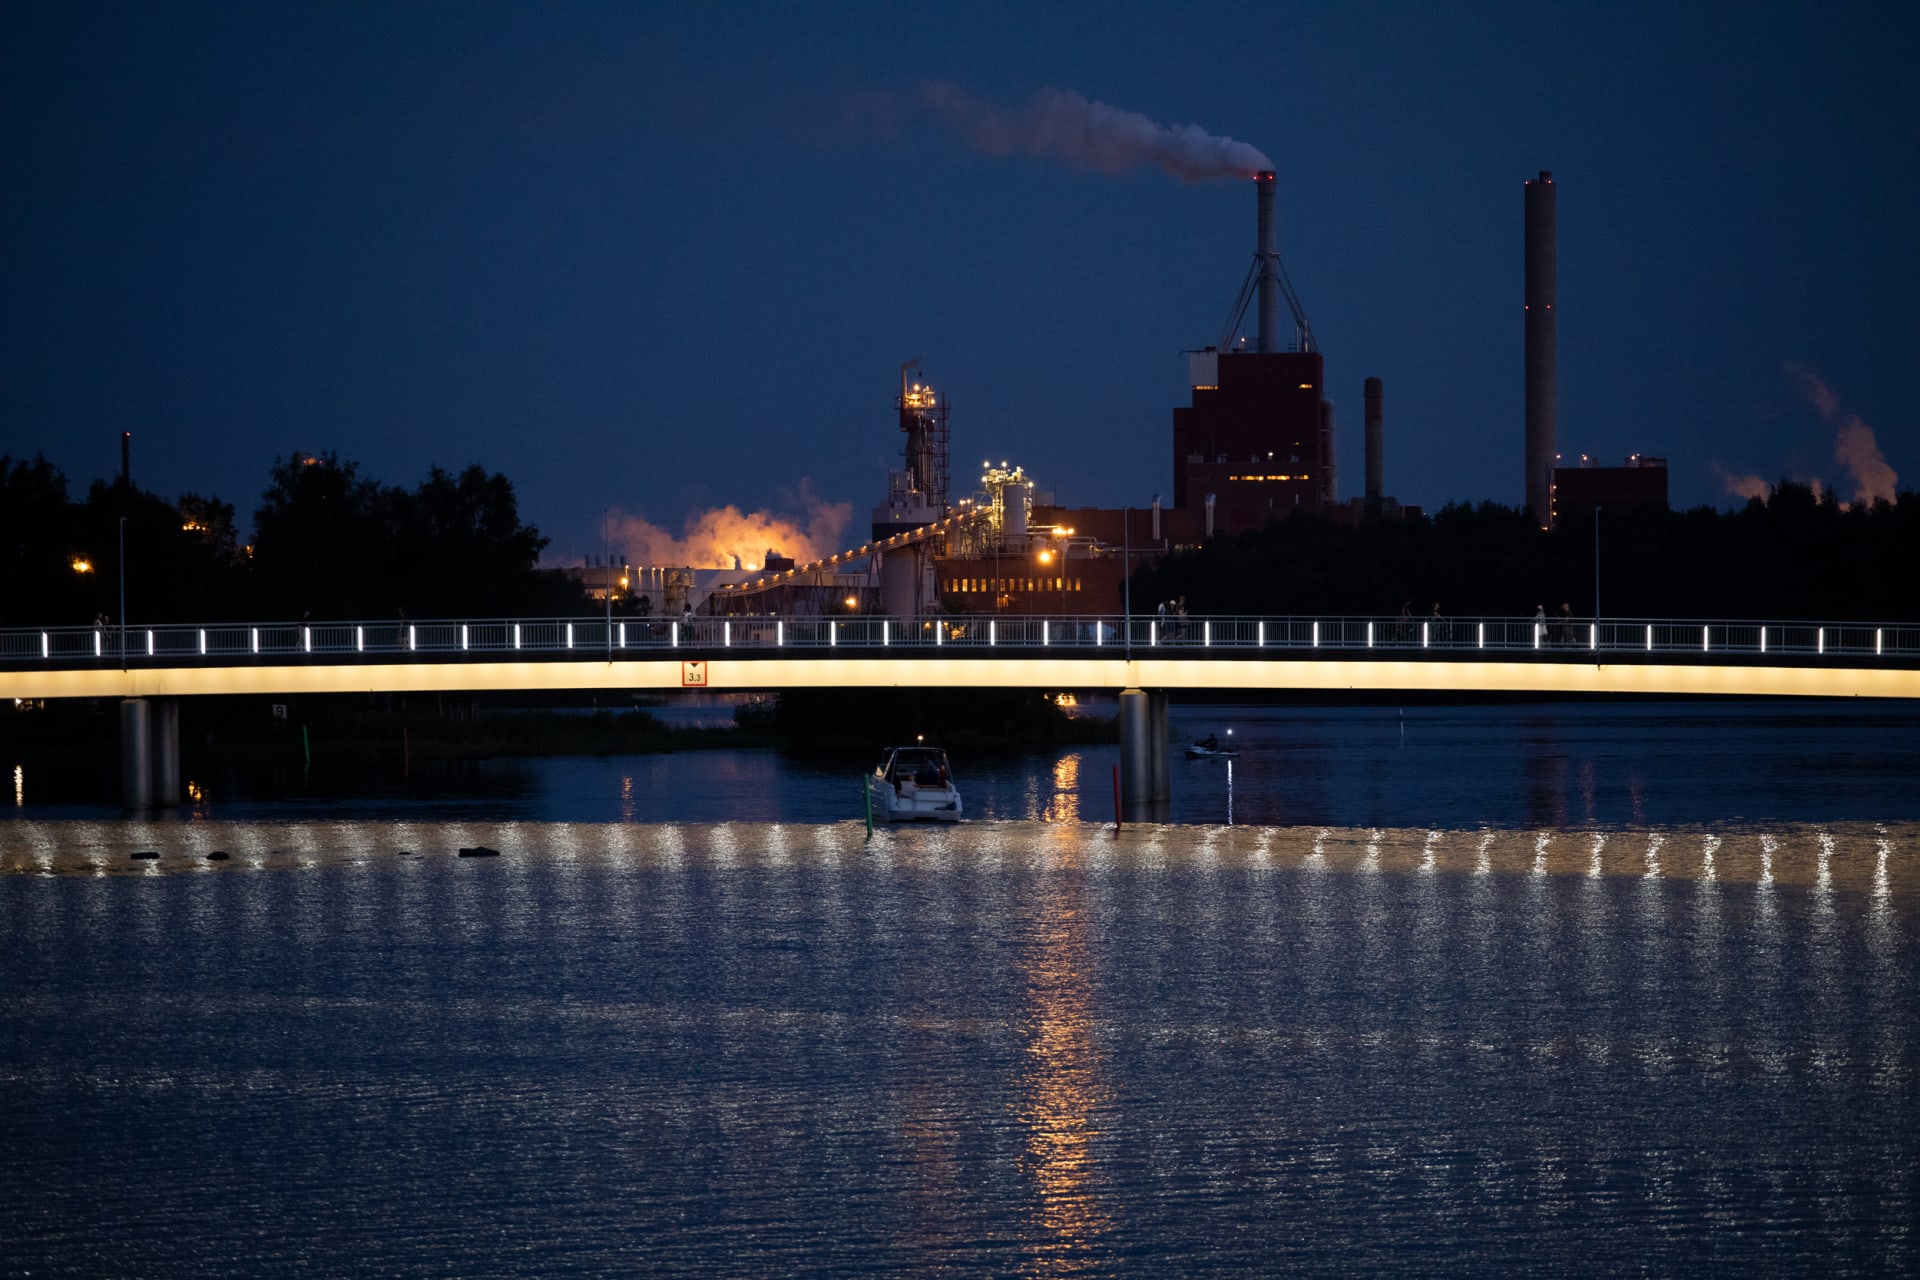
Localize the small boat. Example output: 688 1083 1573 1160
868 745 964 823
1184 739 1238 760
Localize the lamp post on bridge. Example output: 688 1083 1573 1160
117 516 127 672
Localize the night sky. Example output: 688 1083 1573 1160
4 2 1914 567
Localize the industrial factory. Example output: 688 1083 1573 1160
601 166 1662 619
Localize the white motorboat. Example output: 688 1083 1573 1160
868 745 963 823
1184 737 1238 760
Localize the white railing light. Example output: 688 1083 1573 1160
565 623 574 649
146 629 154 656
1702 625 1710 652
198 628 206 656
95 630 102 657
1477 622 1485 649
301 627 310 654
1257 621 1264 647
725 621 732 648
1312 621 1319 648
1646 624 1652 651
460 624 469 651
1423 622 1430 649
356 625 364 653
1589 623 1596 651
251 627 260 654
1817 627 1825 655
1760 626 1767 654
1367 622 1374 649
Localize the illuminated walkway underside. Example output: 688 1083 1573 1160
9 655 1919 701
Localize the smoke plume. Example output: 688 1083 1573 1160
1787 362 1899 506
1714 465 1769 502
612 484 853 570
920 82 1271 181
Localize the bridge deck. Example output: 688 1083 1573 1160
4 614 1917 701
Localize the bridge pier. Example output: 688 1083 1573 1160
119 697 180 811
152 699 180 807
1118 688 1169 820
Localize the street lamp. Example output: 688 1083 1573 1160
1594 506 1602 626
116 514 126 675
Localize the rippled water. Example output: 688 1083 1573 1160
3 819 1913 1275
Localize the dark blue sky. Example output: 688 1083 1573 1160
4 2 1914 564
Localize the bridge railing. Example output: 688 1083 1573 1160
5 614 1917 665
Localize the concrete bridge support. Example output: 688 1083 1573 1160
119 697 180 810
1118 688 1169 819
152 699 180 808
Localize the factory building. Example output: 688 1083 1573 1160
1170 171 1336 535
1173 348 1330 530
1551 454 1668 522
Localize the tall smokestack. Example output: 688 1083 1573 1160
1364 377 1383 510
1255 171 1277 353
1524 170 1556 527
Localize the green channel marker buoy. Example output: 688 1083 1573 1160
863 773 873 839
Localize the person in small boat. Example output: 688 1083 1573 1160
913 758 944 787
1199 734 1219 752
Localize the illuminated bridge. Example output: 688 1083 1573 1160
9 613 1917 811
6 613 1919 702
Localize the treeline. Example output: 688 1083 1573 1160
1 452 590 626
1135 483 1920 622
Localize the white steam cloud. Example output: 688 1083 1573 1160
612 483 853 570
1713 465 1769 502
1786 362 1899 507
920 82 1271 181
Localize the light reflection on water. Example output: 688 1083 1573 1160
1018 829 1114 1274
0 820 1913 1275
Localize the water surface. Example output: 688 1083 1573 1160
3 819 1913 1275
